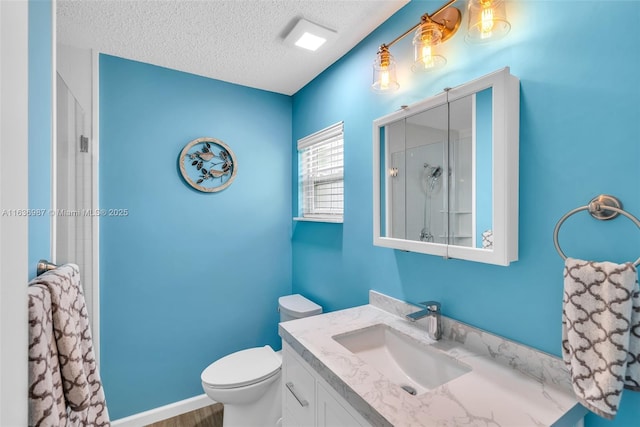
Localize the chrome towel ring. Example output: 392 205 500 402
553 195 640 267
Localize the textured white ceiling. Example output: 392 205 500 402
57 0 409 95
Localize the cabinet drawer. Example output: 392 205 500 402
283 346 315 427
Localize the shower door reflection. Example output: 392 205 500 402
387 104 448 244
381 91 490 249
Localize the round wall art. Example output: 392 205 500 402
179 137 238 192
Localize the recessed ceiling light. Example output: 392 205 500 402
284 18 336 52
295 32 327 51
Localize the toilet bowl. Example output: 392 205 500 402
202 346 282 426
201 294 322 427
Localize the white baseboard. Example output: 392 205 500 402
111 394 214 427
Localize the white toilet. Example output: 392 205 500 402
201 294 322 427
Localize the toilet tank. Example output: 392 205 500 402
278 294 322 322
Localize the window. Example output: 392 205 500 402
296 122 344 223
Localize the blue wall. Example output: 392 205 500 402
28 0 52 278
291 1 640 426
475 87 492 245
99 55 293 418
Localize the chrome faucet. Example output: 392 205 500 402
406 301 442 341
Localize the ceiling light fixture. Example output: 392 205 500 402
284 18 336 52
372 0 511 93
295 32 327 51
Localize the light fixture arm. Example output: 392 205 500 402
378 0 458 50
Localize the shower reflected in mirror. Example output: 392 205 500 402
420 164 443 242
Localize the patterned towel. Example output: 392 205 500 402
28 264 110 427
481 229 493 249
562 258 640 419
28 284 68 426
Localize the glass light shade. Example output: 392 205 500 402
412 22 446 73
372 50 400 93
466 0 511 43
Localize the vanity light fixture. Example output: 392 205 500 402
371 0 461 93
372 45 400 92
412 20 448 72
284 18 337 52
465 0 511 43
371 0 512 92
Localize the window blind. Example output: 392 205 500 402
297 122 344 222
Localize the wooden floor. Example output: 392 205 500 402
146 403 224 427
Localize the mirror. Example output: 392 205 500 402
373 68 519 266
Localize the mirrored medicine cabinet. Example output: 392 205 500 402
373 67 519 266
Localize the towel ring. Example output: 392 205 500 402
553 195 640 267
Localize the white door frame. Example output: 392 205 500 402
0 1 30 424
91 49 101 363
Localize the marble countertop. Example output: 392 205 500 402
278 291 587 427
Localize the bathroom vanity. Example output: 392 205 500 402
279 291 587 426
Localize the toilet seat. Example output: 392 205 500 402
201 345 281 389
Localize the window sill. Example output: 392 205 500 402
293 217 343 224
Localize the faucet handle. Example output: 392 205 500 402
419 301 441 313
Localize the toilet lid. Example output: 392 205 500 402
201 345 281 389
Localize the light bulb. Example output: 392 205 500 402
380 68 390 89
421 45 435 69
480 4 495 38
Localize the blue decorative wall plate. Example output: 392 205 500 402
179 137 238 192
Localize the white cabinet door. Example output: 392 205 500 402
282 345 315 427
282 342 371 427
316 381 366 427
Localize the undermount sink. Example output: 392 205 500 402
332 324 471 396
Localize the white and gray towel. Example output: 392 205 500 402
562 258 640 419
28 284 67 426
28 264 110 427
